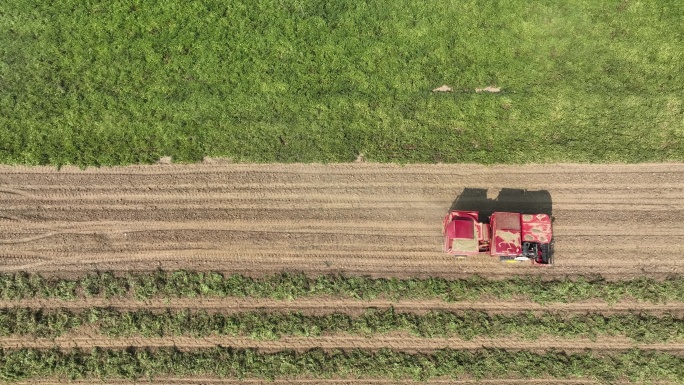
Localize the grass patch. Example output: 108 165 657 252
1 271 683 304
2 307 682 343
1 1 683 166
0 347 682 382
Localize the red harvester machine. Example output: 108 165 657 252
442 211 554 265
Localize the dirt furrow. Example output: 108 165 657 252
1 298 681 317
2 334 682 354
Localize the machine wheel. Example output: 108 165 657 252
540 243 552 265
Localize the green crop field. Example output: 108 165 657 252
1 0 683 166
1 347 682 382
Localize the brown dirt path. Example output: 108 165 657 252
1 297 682 316
1 162 684 279
3 334 682 354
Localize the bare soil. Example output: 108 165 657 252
1 297 681 316
2 163 683 279
3 333 682 354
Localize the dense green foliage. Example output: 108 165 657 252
0 308 82 338
0 347 682 382
1 307 682 343
1 0 683 166
1 271 683 303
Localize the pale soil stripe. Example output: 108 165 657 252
0 298 681 317
1 335 683 354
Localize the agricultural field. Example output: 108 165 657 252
1 162 684 383
2 0 684 383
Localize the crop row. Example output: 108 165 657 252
1 271 682 303
1 347 681 382
1 307 682 343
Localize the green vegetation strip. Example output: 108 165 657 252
1 307 683 343
1 271 683 303
1 347 682 382
2 1 683 166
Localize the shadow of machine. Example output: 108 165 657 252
450 188 553 221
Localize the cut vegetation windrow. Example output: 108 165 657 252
2 307 683 343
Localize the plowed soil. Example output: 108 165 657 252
2 162 684 384
2 162 683 279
